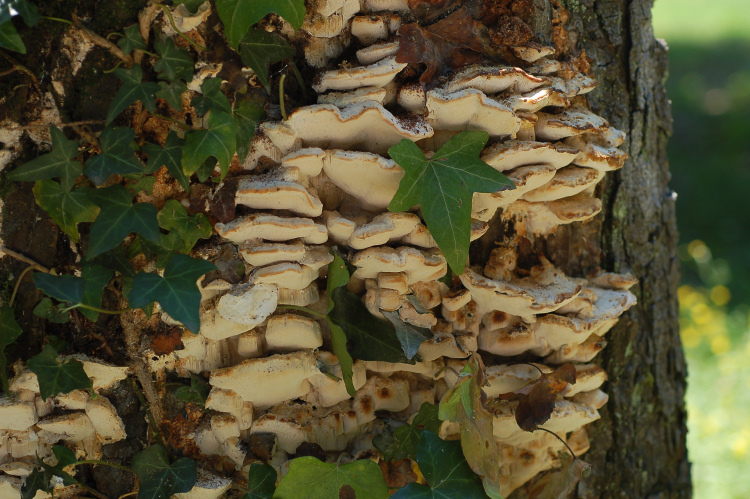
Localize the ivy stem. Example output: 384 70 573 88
279 73 288 120
129 377 167 450
152 113 191 130
103 61 124 74
141 50 158 57
117 492 138 499
65 304 130 315
291 63 307 99
73 460 134 474
9 265 38 307
155 4 208 52
41 15 74 26
0 246 50 273
535 427 577 460
276 305 327 320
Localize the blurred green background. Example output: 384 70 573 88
652 0 750 496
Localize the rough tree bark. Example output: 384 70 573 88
504 0 692 497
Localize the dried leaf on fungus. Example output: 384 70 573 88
500 364 577 432
527 455 590 499
438 355 503 498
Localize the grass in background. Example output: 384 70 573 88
653 1 750 497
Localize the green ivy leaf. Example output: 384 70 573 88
215 0 304 49
156 79 188 112
33 180 99 243
33 298 70 324
0 19 25 53
191 78 231 116
381 310 433 360
128 175 157 195
20 467 51 499
78 263 114 322
329 286 411 365
374 402 441 462
391 430 488 499
131 444 197 499
438 355 502 498
325 253 356 396
84 127 145 185
143 132 190 191
243 462 276 499
33 273 85 304
182 110 238 178
157 200 212 253
174 373 210 407
130 254 216 333
11 0 39 26
154 37 194 82
274 457 389 499
195 157 216 182
107 64 159 125
7 127 81 190
27 343 92 400
234 98 265 162
117 24 146 54
239 28 295 90
87 184 161 258
388 131 514 274
0 305 23 393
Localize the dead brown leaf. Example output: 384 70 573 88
501 364 577 432
150 328 183 355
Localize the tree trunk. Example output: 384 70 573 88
507 0 691 496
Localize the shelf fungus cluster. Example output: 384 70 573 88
0 358 129 498
141 1 636 496
9 1 634 497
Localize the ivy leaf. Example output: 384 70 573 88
7 127 81 190
117 24 146 54
156 79 188 111
238 28 295 90
325 253 356 397
329 285 411 365
33 273 85 305
157 199 212 253
243 462 276 499
128 175 157 196
391 430 488 499
143 132 190 191
107 64 159 125
20 467 51 499
87 184 161 258
154 37 194 82
84 127 145 185
215 0 304 49
174 373 210 407
374 402 441 462
0 19 25 53
388 131 514 274
182 110 238 178
27 344 92 400
274 457 389 499
33 180 99 243
234 98 265 162
12 0 39 26
33 298 70 324
131 444 197 499
78 263 114 322
191 78 231 116
0 305 23 393
438 355 502 498
381 310 433 360
130 254 216 333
